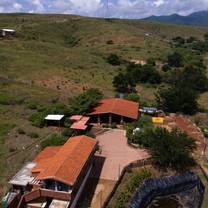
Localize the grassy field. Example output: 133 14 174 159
0 13 208 198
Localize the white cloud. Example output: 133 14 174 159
153 0 165 7
0 0 208 18
31 0 45 12
13 2 22 10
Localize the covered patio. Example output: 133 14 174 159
88 98 139 125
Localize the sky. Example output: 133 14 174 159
1 0 208 19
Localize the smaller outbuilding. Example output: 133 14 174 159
0 29 16 37
45 114 65 126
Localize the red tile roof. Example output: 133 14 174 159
34 135 97 186
33 146 61 163
70 116 90 130
88 98 139 120
70 115 83 121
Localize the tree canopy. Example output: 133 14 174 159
156 85 199 115
113 63 161 93
127 126 196 172
70 88 103 114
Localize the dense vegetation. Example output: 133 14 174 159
107 168 152 208
29 88 103 128
126 117 196 171
113 61 161 93
113 32 208 115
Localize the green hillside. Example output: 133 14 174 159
0 13 208 197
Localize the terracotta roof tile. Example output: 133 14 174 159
35 135 97 186
88 98 139 120
33 146 61 163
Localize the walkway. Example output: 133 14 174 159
94 129 149 181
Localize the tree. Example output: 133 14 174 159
179 65 208 92
172 36 185 46
113 72 129 93
107 53 121 65
156 85 199 115
140 64 161 84
162 64 172 72
70 88 103 114
204 33 208 41
167 52 184 67
146 57 156 66
128 127 196 171
149 128 196 171
124 93 140 103
186 36 197 43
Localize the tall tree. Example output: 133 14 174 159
156 85 199 115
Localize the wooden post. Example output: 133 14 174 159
109 113 112 125
120 116 124 124
98 115 101 125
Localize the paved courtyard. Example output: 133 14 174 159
95 129 149 181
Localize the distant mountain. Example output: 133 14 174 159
143 11 208 27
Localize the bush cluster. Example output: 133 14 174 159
0 93 24 105
113 62 161 93
115 169 152 208
127 126 196 171
41 134 68 149
29 88 103 129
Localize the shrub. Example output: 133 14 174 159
115 169 152 208
64 118 73 127
70 88 103 115
9 148 16 152
107 53 121 65
136 115 152 128
0 93 24 105
27 102 38 110
172 36 185 46
167 52 184 67
102 124 110 128
162 64 172 72
27 132 39 139
61 128 74 137
65 35 80 47
106 40 114 44
29 112 45 128
111 123 117 129
124 93 140 103
146 57 156 66
85 131 96 138
17 128 25 134
41 134 68 149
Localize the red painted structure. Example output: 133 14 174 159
88 98 139 125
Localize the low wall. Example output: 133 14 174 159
128 171 205 208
